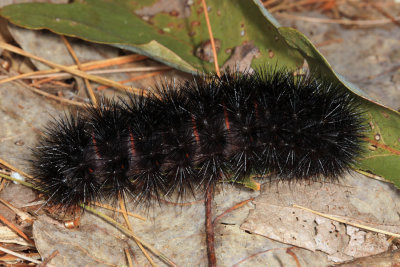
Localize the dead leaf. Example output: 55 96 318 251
241 172 400 262
222 43 260 72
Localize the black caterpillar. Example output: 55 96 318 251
31 69 365 208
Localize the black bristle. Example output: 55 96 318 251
31 69 365 209
31 114 100 207
86 101 133 201
184 77 230 188
153 85 197 198
122 93 168 205
221 72 260 180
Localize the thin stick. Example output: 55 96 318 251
0 54 145 85
263 0 279 8
354 169 385 182
0 245 41 264
201 0 220 77
0 197 35 223
0 178 6 191
125 248 134 267
81 55 146 71
213 197 254 225
61 35 98 106
267 0 342 13
39 250 59 267
0 42 139 94
118 194 157 267
370 2 400 27
29 66 170 80
97 70 168 91
275 13 400 26
0 158 34 180
91 202 146 221
0 214 34 244
0 173 40 190
286 247 301 267
293 204 400 238
29 85 87 107
232 247 292 267
82 205 177 267
205 186 216 267
31 76 65 86
158 197 204 206
0 70 53 85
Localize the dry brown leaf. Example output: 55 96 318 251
222 43 260 73
241 172 400 262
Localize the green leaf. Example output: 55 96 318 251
356 100 400 188
0 0 303 73
279 27 400 188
